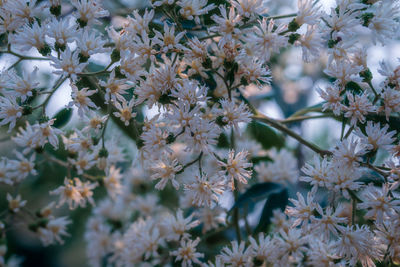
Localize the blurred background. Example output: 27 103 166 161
1 0 400 266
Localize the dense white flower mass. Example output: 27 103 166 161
1 0 400 266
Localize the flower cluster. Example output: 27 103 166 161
0 0 400 266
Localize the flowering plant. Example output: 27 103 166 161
0 0 400 266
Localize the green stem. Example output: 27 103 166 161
198 34 220 41
0 49 50 61
367 80 379 104
41 76 68 115
253 113 332 157
279 114 333 124
233 181 241 243
266 13 297 20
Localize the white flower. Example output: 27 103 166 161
323 5 360 39
66 130 94 152
163 210 200 241
218 240 253 267
69 84 98 117
0 159 12 185
311 204 348 239
150 154 182 190
75 28 109 57
219 98 252 133
306 239 342 267
50 178 84 210
297 25 324 63
358 184 400 225
368 2 400 45
249 233 276 263
217 149 252 189
74 178 98 207
210 6 243 48
69 151 96 174
38 217 71 246
133 30 157 61
72 0 109 27
324 62 363 86
50 48 88 80
82 112 108 133
133 194 160 217
4 0 42 21
125 9 154 35
7 67 40 102
153 23 186 53
99 70 130 104
31 119 63 149
177 0 215 24
113 98 136 126
344 92 376 126
195 206 226 233
300 155 332 193
274 228 308 265
336 225 383 267
10 21 48 53
166 101 200 130
7 194 27 213
170 237 204 267
47 18 76 49
184 172 225 207
326 164 363 199
238 59 272 86
316 84 344 116
255 148 298 185
249 18 288 62
103 165 123 199
296 0 321 26
170 80 208 105
7 152 37 182
13 122 38 154
381 87 400 120
285 192 317 228
185 118 220 153
0 7 24 34
375 219 400 261
0 95 23 132
354 121 396 151
231 0 267 18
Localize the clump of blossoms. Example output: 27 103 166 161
0 0 400 266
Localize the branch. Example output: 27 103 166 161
252 112 332 157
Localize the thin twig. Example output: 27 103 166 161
253 112 332 157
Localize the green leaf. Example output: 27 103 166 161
251 155 272 164
345 81 363 95
52 108 72 128
254 188 288 233
217 133 230 148
365 113 400 132
289 102 323 117
247 121 284 149
228 182 283 216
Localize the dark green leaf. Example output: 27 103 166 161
251 155 272 164
247 121 285 149
228 182 283 215
345 81 363 95
52 108 72 128
365 113 400 132
254 188 288 233
217 133 230 148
